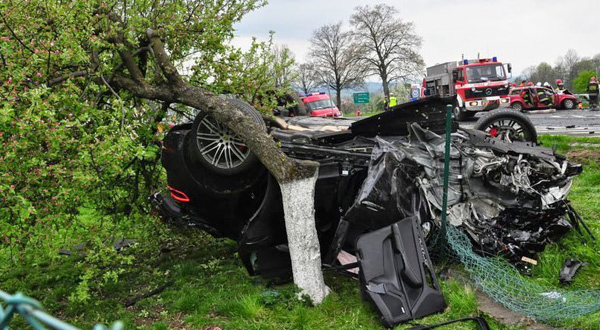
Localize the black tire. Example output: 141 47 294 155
474 109 537 143
183 135 268 195
453 106 472 121
190 98 266 176
562 99 575 110
511 102 523 112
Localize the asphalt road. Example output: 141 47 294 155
460 108 600 137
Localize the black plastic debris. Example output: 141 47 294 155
559 259 588 284
350 96 457 137
59 238 136 257
356 216 446 327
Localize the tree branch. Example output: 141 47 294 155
146 29 185 89
105 12 146 83
107 47 150 83
118 49 146 83
106 76 176 102
1 14 34 54
47 70 89 87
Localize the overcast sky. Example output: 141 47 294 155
232 0 600 79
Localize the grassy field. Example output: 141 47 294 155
1 135 600 329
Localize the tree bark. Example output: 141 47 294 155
382 72 390 108
280 165 330 304
335 86 342 112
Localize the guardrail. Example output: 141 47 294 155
0 290 123 330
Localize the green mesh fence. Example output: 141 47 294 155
445 225 600 325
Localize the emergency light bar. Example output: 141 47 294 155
460 57 498 65
302 92 327 97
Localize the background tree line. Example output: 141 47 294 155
516 49 600 93
287 4 424 111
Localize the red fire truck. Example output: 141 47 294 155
423 57 512 120
299 92 342 117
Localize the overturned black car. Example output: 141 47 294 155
151 97 584 326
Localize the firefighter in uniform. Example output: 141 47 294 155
521 82 534 108
588 77 599 110
556 79 565 92
537 85 553 107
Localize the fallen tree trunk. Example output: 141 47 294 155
280 167 330 304
105 29 330 304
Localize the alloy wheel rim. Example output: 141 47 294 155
196 116 250 169
565 100 573 109
487 119 528 142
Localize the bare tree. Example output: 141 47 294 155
294 63 320 95
350 4 424 106
309 22 367 110
525 62 557 85
556 49 580 90
517 65 537 82
592 53 600 73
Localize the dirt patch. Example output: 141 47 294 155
447 269 556 329
566 149 600 164
474 289 562 329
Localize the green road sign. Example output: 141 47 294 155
353 92 370 104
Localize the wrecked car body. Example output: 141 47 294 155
151 97 583 325
348 125 582 272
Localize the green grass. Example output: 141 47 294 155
360 112 383 117
2 135 600 329
538 134 600 153
0 227 505 329
533 160 600 288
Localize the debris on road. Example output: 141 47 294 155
559 259 588 285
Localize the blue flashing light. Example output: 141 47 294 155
306 93 313 97
319 92 326 95
463 59 469 65
493 56 498 62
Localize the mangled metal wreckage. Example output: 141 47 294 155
152 97 583 326
352 124 582 271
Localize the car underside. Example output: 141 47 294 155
151 96 585 326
